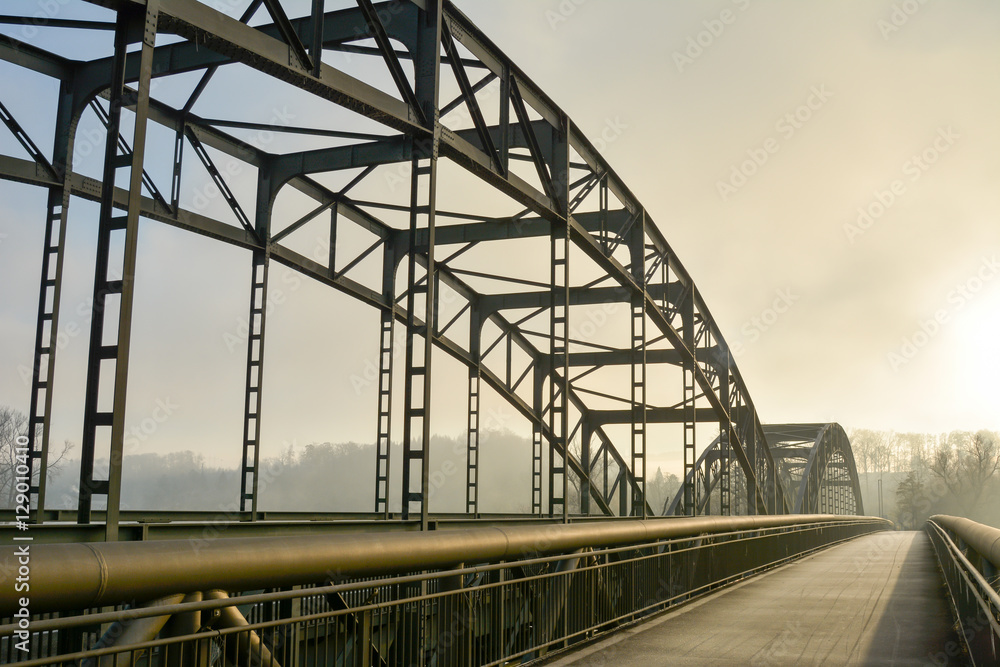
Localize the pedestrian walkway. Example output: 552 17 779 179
545 531 963 666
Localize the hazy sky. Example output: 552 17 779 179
458 0 1000 434
1 0 999 483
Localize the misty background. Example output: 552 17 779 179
4 404 997 527
1 1 998 517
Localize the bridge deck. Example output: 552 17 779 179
546 531 964 666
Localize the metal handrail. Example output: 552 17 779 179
926 520 1000 610
0 514 889 617
925 516 1000 666
1 517 881 635
1 516 889 666
929 514 1000 571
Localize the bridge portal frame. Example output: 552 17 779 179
666 422 865 516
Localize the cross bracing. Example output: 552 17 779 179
0 0 871 542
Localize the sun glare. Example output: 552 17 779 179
951 286 1000 418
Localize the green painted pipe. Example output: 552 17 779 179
0 514 889 616
929 514 1000 569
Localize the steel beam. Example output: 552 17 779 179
19 80 77 523
374 236 395 517
547 116 571 521
400 0 441 528
0 0 811 532
77 2 159 541
466 304 482 515
629 211 647 518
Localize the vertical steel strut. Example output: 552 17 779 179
240 250 269 519
19 80 76 523
374 308 394 516
532 367 544 515
401 1 441 529
25 188 69 523
402 151 436 526
375 229 394 517
548 116 570 521
629 211 647 518
466 307 481 515
720 351 732 516
681 295 697 516
466 367 480 514
78 1 159 541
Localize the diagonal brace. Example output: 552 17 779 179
356 0 425 125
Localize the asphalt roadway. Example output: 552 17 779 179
543 531 965 666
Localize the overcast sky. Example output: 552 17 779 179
1 0 998 484
459 0 1000 434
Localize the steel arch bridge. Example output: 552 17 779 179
666 423 864 517
1 0 864 539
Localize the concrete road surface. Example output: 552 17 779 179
543 531 965 666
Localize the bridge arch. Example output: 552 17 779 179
0 0 861 531
666 423 865 516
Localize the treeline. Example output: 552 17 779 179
40 433 536 514
0 405 685 515
35 440 682 517
3 404 993 527
850 429 1000 529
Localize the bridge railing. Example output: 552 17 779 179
1 515 889 666
925 515 1000 665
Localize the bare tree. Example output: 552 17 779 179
929 430 1000 519
0 406 73 508
961 430 1000 510
646 467 681 516
849 428 894 504
896 432 931 472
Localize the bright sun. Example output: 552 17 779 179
951 286 1000 419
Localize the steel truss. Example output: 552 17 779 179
1 0 809 533
667 422 865 516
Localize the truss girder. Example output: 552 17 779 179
666 423 865 516
1 0 804 525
